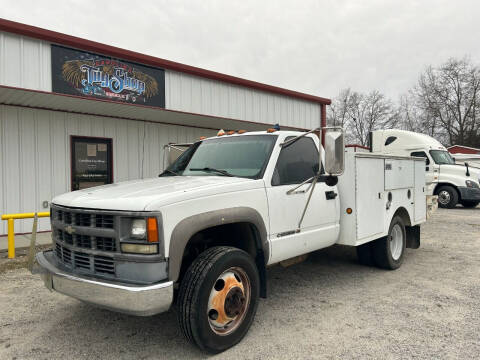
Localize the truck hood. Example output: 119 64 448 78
440 164 480 182
52 176 259 211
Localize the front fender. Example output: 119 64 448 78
167 207 268 283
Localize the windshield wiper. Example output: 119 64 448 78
190 167 234 177
159 169 180 177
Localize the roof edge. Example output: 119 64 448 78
447 145 480 151
0 18 331 105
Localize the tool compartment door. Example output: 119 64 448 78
356 157 385 240
385 159 414 190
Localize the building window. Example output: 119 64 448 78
71 136 113 191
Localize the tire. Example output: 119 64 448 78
436 185 459 208
177 246 260 353
356 241 375 266
460 200 479 208
372 216 406 270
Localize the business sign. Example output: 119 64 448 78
52 45 165 107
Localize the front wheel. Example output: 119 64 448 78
177 246 260 353
460 200 479 208
437 185 458 208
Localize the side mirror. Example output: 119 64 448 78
323 128 345 176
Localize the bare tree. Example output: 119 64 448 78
328 88 356 143
329 89 398 145
397 92 446 141
412 58 480 146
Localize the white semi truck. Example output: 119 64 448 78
36 128 429 353
370 129 480 209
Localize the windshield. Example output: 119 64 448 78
429 150 455 165
163 135 277 179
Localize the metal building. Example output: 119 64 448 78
0 18 330 234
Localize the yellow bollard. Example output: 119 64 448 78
7 218 14 259
2 211 50 259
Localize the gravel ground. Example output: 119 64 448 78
0 208 479 359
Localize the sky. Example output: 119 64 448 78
1 0 479 101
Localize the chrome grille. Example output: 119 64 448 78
56 243 72 266
94 255 115 275
55 243 115 275
96 237 116 251
76 234 92 249
74 252 90 270
95 214 114 229
52 205 118 278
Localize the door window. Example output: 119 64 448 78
71 136 113 190
272 137 319 186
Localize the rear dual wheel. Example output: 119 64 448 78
356 216 406 270
177 246 259 353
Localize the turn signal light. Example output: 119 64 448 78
227 130 235 135
147 217 159 243
266 128 276 133
346 208 353 214
238 130 247 134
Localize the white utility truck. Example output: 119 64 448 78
36 127 428 353
370 129 480 208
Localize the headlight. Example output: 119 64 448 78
131 218 146 238
466 180 479 188
122 217 160 254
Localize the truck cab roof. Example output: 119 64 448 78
204 130 312 140
371 129 447 153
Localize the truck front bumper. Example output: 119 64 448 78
458 186 480 202
36 251 173 316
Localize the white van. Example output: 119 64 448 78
370 129 480 208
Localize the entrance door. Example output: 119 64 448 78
71 136 113 191
266 136 340 264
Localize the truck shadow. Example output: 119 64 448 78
40 245 382 358
452 205 480 211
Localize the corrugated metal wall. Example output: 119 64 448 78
0 31 51 91
0 31 322 131
165 70 321 129
0 105 216 234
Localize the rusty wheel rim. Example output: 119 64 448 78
207 267 251 336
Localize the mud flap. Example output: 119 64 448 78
406 225 421 249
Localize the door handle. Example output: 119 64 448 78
325 191 337 200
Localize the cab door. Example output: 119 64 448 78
266 136 340 264
410 151 435 192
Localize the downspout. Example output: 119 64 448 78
321 104 327 147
